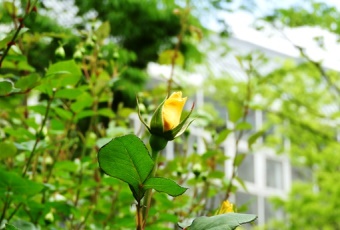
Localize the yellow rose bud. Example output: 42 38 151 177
137 91 194 143
162 92 187 131
218 200 234 214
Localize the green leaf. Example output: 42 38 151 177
97 108 115 118
0 168 43 197
248 130 264 149
158 49 184 67
143 177 187 197
45 60 82 88
53 107 73 120
54 160 78 173
55 88 83 99
0 141 17 159
15 73 40 91
4 1 17 16
98 134 154 199
7 220 38 230
208 171 225 179
4 127 35 140
235 176 248 192
234 154 246 167
95 21 111 41
75 110 96 120
235 122 252 130
0 79 14 96
71 92 93 113
188 213 257 230
215 129 232 145
227 101 242 123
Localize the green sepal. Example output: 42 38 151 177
136 97 151 133
150 98 166 135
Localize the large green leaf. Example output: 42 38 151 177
143 177 187 197
98 134 154 199
0 168 43 198
188 213 257 230
6 220 38 230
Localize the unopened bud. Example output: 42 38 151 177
55 46 65 59
73 49 83 61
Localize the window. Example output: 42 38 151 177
235 192 258 229
264 197 284 222
266 159 283 189
236 192 258 215
238 154 255 183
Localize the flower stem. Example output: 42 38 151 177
141 149 159 228
136 200 143 230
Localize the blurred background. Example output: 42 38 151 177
1 0 340 229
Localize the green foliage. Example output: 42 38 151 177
263 2 340 34
75 0 181 68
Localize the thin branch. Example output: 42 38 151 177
296 46 340 96
22 90 55 177
224 59 253 200
167 6 190 94
270 23 340 99
7 202 22 222
0 190 11 223
0 0 38 68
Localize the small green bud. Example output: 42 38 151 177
113 51 119 60
55 46 65 59
44 211 54 224
85 39 95 51
176 165 183 177
192 163 202 178
91 35 97 42
73 49 83 61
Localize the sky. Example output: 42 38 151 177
214 0 340 71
